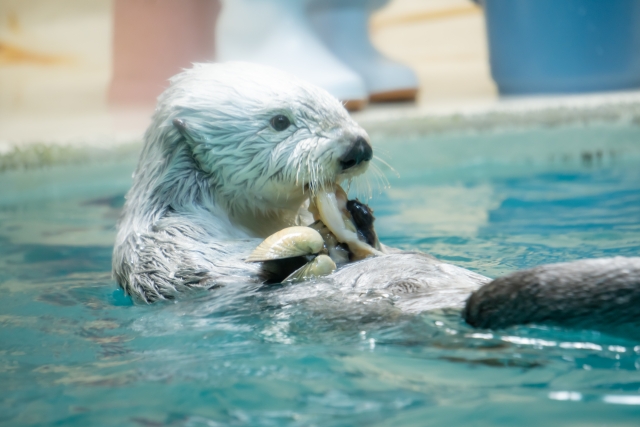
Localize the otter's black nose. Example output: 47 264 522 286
340 136 373 171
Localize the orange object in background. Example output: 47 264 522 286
109 0 220 106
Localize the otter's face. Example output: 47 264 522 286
163 62 373 213
254 96 373 209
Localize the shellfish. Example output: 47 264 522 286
246 184 382 282
245 226 325 262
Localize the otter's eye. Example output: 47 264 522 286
270 115 291 131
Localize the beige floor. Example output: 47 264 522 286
0 0 498 149
371 0 496 106
1 0 638 151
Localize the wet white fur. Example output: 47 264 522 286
112 62 490 304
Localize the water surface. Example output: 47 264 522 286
1 124 639 426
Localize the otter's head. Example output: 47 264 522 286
144 62 372 217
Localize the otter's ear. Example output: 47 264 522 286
172 118 216 173
173 118 199 146
173 118 188 133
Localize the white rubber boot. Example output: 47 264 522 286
310 0 419 102
216 0 368 110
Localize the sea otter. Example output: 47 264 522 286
113 62 639 335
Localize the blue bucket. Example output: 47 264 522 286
482 0 640 95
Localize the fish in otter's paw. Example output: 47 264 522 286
112 62 640 338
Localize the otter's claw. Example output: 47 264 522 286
246 226 324 262
284 254 336 282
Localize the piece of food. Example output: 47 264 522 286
246 226 324 262
247 185 382 284
310 184 383 261
308 220 351 265
284 254 336 282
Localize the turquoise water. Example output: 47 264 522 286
1 124 640 426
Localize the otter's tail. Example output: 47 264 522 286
464 257 640 337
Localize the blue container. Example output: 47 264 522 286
483 0 640 94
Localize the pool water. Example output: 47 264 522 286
1 124 640 426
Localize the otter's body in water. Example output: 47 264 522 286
113 62 639 335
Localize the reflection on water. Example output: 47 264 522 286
1 124 640 426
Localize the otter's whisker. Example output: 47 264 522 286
345 178 352 194
351 175 362 201
371 147 394 166
357 172 375 201
373 155 399 178
367 165 382 192
362 177 371 201
369 162 390 191
304 153 313 196
312 162 318 196
357 174 372 201
295 156 305 194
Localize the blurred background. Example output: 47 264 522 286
1 0 639 149
0 0 495 148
